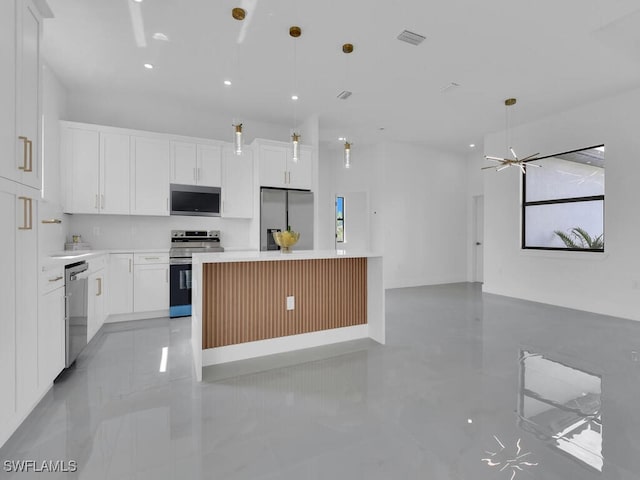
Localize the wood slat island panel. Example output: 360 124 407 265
202 258 367 348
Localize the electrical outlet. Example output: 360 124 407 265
286 296 295 311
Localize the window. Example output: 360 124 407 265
336 196 345 243
522 145 604 251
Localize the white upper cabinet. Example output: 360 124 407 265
256 140 312 190
61 124 130 215
197 144 222 187
171 141 221 187
130 136 170 216
288 146 312 190
62 126 99 214
222 145 253 218
100 132 130 214
1 0 42 189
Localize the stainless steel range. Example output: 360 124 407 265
169 230 223 318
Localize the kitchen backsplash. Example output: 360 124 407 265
67 214 252 250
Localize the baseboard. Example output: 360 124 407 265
105 310 169 323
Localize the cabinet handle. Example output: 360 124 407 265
144 256 161 261
101 194 105 209
197 167 201 181
165 268 168 283
96 277 102 296
166 198 169 211
129 259 132 273
288 172 291 184
18 136 32 172
95 194 99 209
18 196 32 230
193 167 196 182
284 171 287 184
41 219 62 224
49 276 63 282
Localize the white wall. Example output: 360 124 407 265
67 214 251 251
318 141 469 289
66 89 291 143
483 86 640 321
466 150 484 281
39 64 68 255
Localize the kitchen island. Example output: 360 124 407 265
191 250 384 381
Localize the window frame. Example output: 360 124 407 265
521 144 605 253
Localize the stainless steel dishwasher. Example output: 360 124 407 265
65 261 89 368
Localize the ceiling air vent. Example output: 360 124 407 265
337 90 352 100
397 30 426 46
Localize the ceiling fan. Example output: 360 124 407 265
483 98 541 174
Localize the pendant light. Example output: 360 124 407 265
341 43 354 168
344 140 351 168
290 26 302 162
233 123 243 155
482 98 540 173
231 7 246 156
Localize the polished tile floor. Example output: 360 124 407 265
2 283 640 479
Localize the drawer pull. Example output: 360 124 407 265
144 256 160 260
41 219 62 224
49 276 63 282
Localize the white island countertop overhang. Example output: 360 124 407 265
191 250 385 381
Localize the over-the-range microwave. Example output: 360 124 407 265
170 184 221 217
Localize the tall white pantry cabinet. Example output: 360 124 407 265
0 0 50 448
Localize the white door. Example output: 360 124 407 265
0 187 17 443
171 141 197 185
197 144 222 187
335 192 369 251
259 144 287 188
221 146 253 218
15 193 39 415
100 132 130 214
287 146 312 190
134 264 169 312
38 286 65 387
67 128 100 214
474 195 484 283
15 0 41 189
0 0 16 183
131 136 170 216
108 254 134 315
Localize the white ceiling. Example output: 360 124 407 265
42 0 640 153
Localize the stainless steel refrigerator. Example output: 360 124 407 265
260 188 314 251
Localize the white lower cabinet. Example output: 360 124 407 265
0 179 39 447
109 253 134 315
134 255 169 312
38 283 65 388
109 252 169 317
86 256 107 343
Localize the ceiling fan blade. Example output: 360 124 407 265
524 162 541 168
510 147 518 160
485 156 505 161
481 166 498 170
519 164 526 174
520 153 540 162
496 164 510 172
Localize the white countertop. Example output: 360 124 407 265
43 248 170 267
193 249 382 264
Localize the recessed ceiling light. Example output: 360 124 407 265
379 127 385 131
133 0 143 3
291 95 299 101
338 137 346 141
224 80 232 86
467 418 473 424
152 32 169 42
143 63 154 69
469 143 476 148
